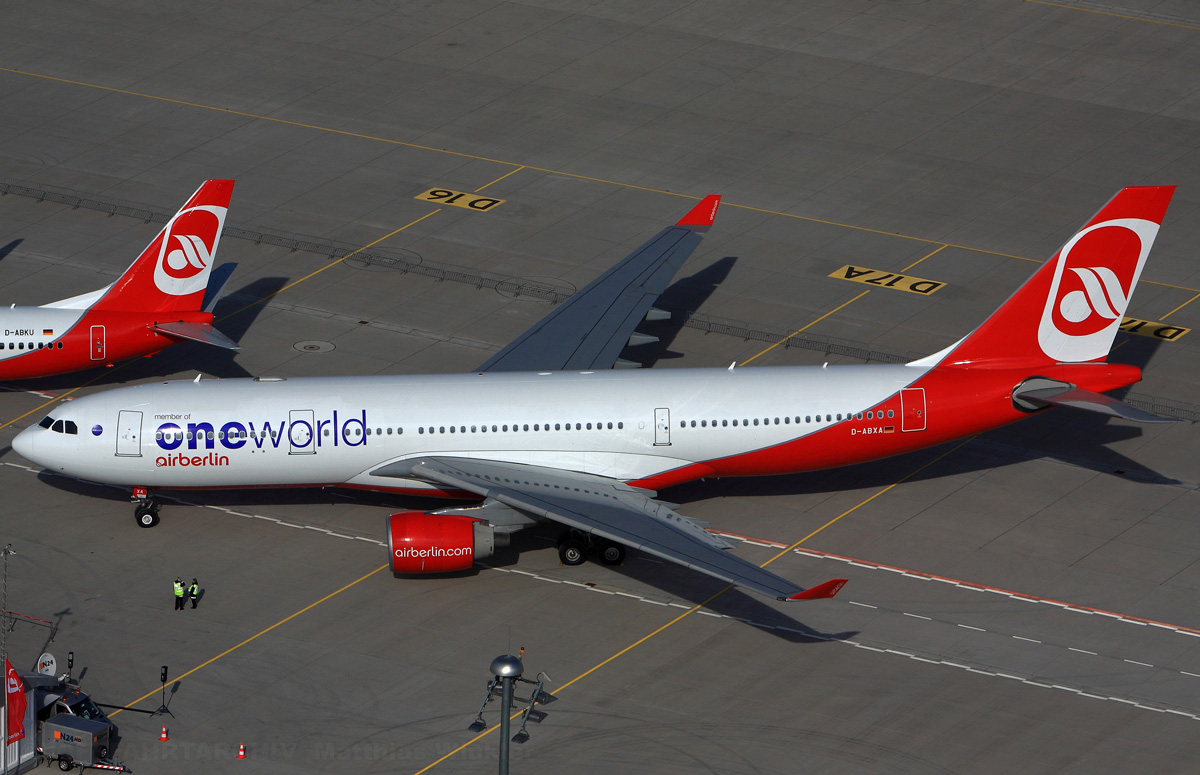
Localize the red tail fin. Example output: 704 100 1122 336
936 186 1174 369
90 180 234 313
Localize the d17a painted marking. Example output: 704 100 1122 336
1120 316 1189 341
830 265 945 294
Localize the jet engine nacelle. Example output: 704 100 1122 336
387 511 495 574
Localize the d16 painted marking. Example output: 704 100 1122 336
416 188 504 211
1120 316 1189 341
830 265 945 295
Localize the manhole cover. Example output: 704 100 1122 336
496 276 576 302
294 340 336 353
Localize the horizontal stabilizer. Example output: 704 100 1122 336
788 579 848 601
153 321 241 350
1015 383 1177 423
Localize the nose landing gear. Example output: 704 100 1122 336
132 486 159 528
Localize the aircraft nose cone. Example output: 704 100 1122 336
12 426 36 463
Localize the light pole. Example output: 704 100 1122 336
467 653 556 775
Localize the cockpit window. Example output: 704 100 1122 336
52 420 65 433
64 421 78 435
38 415 54 429
46 419 80 435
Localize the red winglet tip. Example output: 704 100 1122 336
788 579 848 601
677 195 721 228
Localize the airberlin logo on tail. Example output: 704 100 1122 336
1037 218 1159 362
152 205 226 296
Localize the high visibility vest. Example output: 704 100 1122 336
174 582 185 597
188 584 198 596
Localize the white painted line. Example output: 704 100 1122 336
1012 636 1041 643
885 649 914 657
849 601 877 609
1181 671 1200 678
903 613 932 620
1125 659 1154 668
957 624 986 632
912 656 939 664
1068 648 1097 655
276 522 305 529
1078 692 1108 701
940 661 971 670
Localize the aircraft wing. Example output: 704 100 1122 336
372 455 845 602
477 196 721 373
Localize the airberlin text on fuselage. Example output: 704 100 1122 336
153 410 369 451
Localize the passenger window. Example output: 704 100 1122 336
722 420 727 427
888 409 895 418
57 342 63 349
618 422 624 429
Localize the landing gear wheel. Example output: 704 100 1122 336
58 758 73 772
558 539 587 566
599 541 626 566
135 504 160 528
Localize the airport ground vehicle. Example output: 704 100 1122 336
3 671 124 773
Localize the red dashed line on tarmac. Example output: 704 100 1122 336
711 528 1200 637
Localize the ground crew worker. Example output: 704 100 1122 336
188 578 200 609
173 577 186 610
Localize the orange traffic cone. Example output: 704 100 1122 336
160 725 169 741
237 742 246 760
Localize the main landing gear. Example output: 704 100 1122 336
556 530 626 567
132 486 160 528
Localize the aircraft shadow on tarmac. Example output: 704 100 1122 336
621 256 736 368
0 238 23 262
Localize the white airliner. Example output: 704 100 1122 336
12 188 1178 601
0 180 239 380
